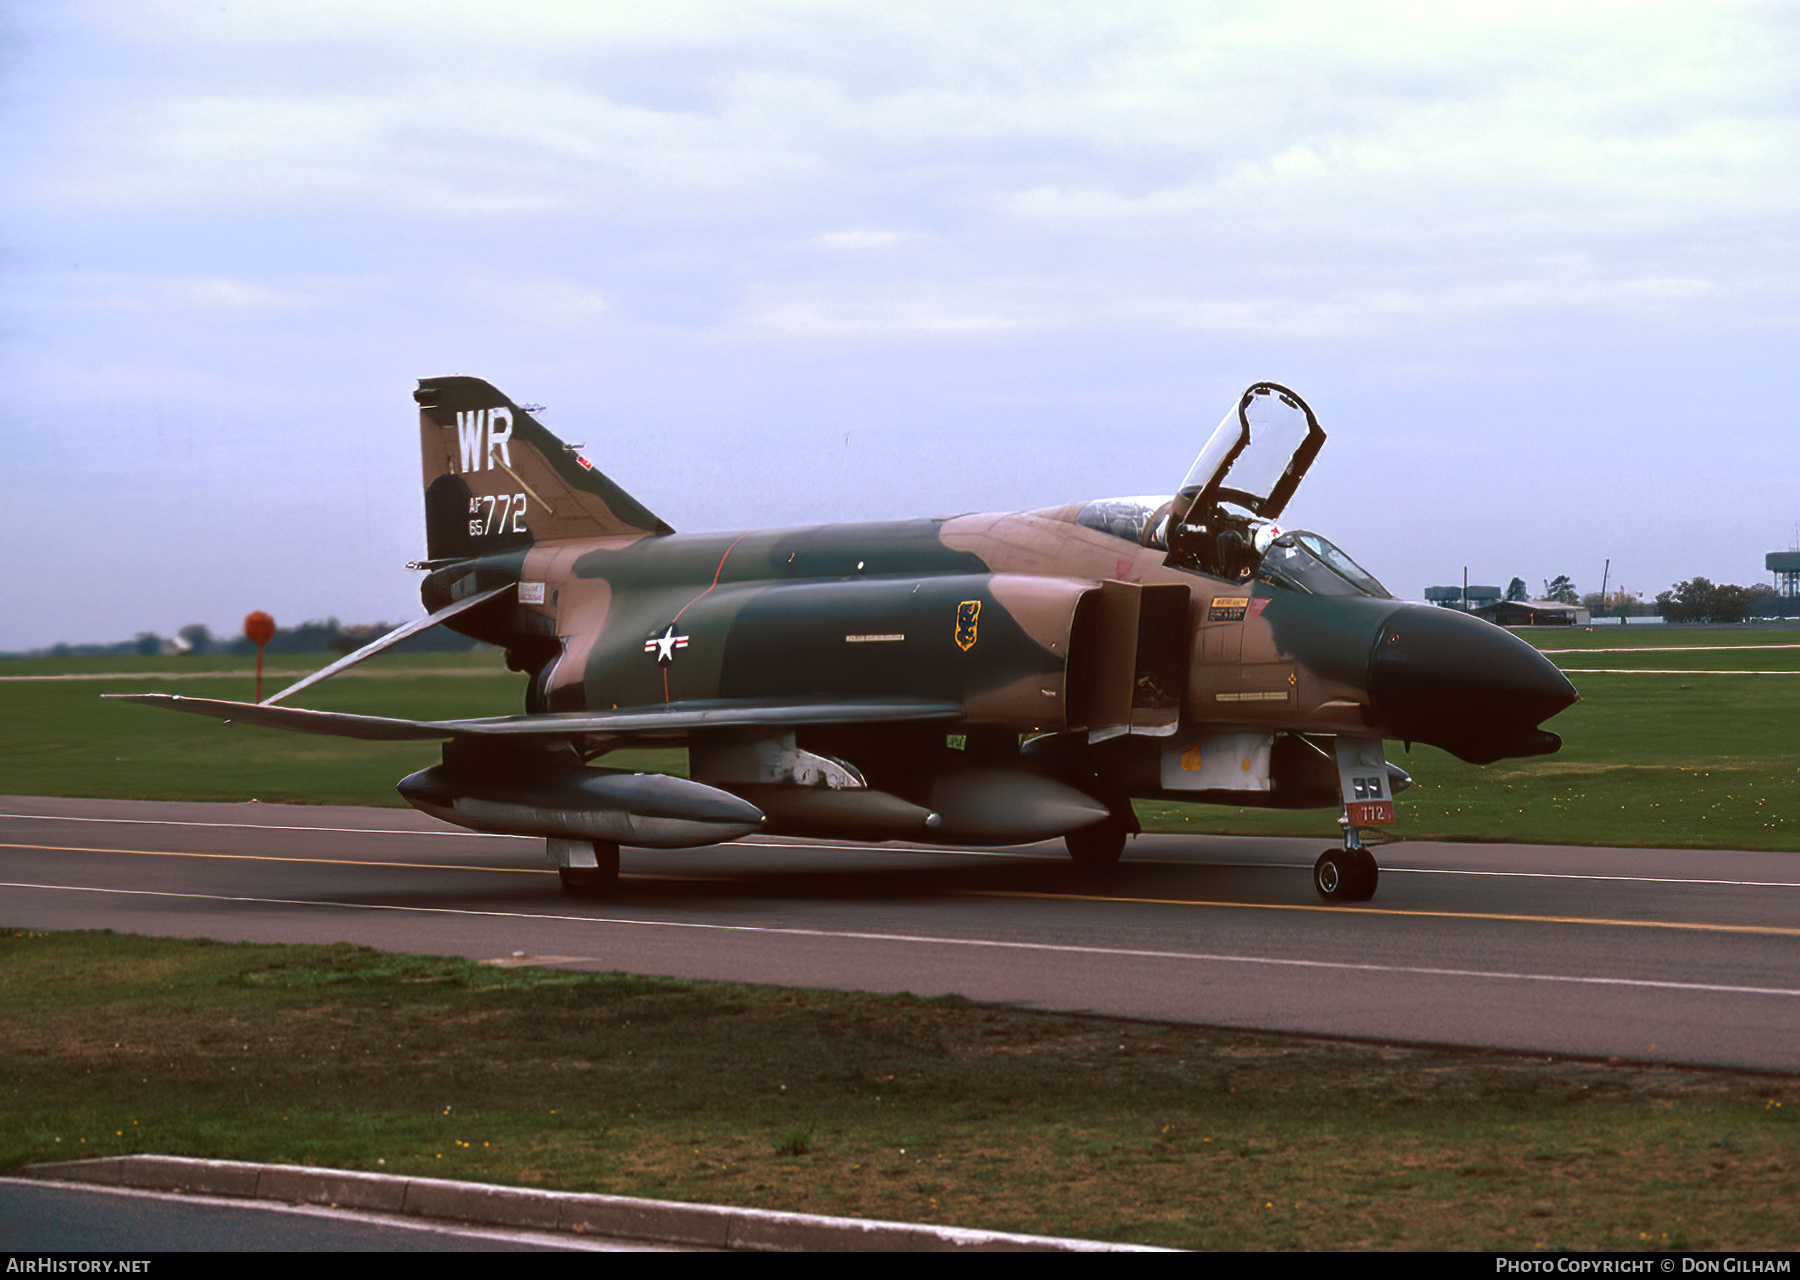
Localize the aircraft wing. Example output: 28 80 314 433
105 693 965 744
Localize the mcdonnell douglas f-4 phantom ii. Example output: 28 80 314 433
118 377 1578 902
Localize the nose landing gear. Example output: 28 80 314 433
1313 735 1396 902
1313 838 1379 903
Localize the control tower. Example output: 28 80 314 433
1769 552 1800 603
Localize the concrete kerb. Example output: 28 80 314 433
22 1155 1159 1251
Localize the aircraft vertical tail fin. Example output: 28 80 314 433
414 375 673 561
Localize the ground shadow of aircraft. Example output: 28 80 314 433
117 378 1577 903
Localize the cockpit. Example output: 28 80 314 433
1074 383 1392 600
1078 498 1389 599
1075 496 1168 546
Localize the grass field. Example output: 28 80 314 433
0 651 685 805
0 647 515 677
1147 628 1800 850
2 629 1797 849
4 929 1795 1251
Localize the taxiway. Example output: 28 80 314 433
3 795 1796 1071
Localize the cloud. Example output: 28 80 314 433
813 228 912 250
3 1 1799 646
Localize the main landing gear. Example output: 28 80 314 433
1065 818 1128 868
551 838 620 897
1064 806 1135 868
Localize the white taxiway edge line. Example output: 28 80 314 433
6 880 1799 1000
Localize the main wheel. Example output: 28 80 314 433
1065 818 1128 868
1313 848 1378 903
558 841 621 897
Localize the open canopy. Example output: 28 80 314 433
1073 383 1328 582
1176 382 1324 525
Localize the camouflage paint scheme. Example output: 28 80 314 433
120 374 1578 901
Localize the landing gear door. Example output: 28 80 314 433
1165 383 1325 577
1334 735 1396 827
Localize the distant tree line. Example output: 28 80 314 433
1653 578 1789 624
1579 589 1657 617
14 618 482 660
1469 572 1790 622
1560 577 1788 622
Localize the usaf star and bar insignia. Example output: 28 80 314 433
644 624 690 665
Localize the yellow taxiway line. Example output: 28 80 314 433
0 841 547 876
7 840 1798 937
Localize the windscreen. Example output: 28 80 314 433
1257 531 1391 598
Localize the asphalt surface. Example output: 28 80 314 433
3 794 1797 1071
8 1157 1127 1252
0 1178 632 1251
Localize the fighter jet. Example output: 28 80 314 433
116 377 1578 902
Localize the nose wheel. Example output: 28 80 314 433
1313 846 1378 902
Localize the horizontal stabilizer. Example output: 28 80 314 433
260 583 512 706
106 693 964 744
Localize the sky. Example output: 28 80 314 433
3 0 1796 651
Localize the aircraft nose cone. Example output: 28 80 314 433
1368 605 1578 764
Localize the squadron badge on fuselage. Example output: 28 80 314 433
955 600 981 651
